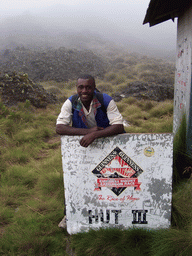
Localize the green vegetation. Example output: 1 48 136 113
0 101 68 255
1 74 192 255
117 98 173 133
106 53 175 86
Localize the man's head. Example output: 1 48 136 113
76 74 96 107
77 74 96 87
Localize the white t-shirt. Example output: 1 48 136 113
56 98 123 128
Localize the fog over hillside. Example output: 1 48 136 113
0 3 177 59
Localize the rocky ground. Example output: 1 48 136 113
0 47 174 107
0 72 57 108
0 46 106 82
112 81 174 102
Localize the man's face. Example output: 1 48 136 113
76 78 95 106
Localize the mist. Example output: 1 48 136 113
0 1 177 58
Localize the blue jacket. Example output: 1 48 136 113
68 92 112 128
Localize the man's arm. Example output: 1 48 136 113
56 124 103 136
56 97 124 147
79 98 125 147
56 123 124 147
78 98 125 147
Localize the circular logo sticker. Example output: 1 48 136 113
144 146 154 157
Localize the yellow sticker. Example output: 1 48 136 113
144 146 154 157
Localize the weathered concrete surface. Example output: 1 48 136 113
174 4 192 154
61 133 173 234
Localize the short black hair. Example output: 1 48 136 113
77 74 95 86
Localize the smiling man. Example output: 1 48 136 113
56 74 124 147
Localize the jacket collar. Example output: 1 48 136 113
73 92 102 127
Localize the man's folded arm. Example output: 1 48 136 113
56 124 90 135
56 123 124 137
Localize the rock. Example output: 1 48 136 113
112 81 174 102
0 72 57 108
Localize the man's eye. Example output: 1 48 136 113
78 85 92 90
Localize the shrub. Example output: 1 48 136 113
172 179 192 228
47 86 62 95
112 57 124 64
0 102 10 118
136 63 159 73
139 70 161 82
136 100 156 111
115 75 126 85
115 82 128 92
149 100 173 118
104 72 117 82
114 63 127 69
151 228 192 256
5 148 30 164
65 80 76 90
122 97 136 105
173 115 192 184
71 227 154 256
97 82 114 94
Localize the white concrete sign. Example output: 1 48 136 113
61 133 173 234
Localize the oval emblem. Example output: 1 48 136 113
144 146 154 157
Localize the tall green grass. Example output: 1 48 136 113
173 115 192 183
71 228 154 256
116 98 173 133
0 101 68 255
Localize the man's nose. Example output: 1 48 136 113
82 87 88 92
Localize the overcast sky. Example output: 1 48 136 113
1 0 177 55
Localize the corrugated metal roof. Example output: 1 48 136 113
143 0 190 26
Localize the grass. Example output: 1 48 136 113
0 101 68 255
71 227 154 256
116 98 173 133
71 225 192 256
0 89 192 255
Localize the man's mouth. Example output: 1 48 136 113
81 95 89 99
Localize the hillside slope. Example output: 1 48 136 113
0 47 106 82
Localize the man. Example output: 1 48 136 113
56 74 124 147
56 74 124 228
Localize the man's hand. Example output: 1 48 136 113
79 132 97 147
79 124 124 147
80 127 104 147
